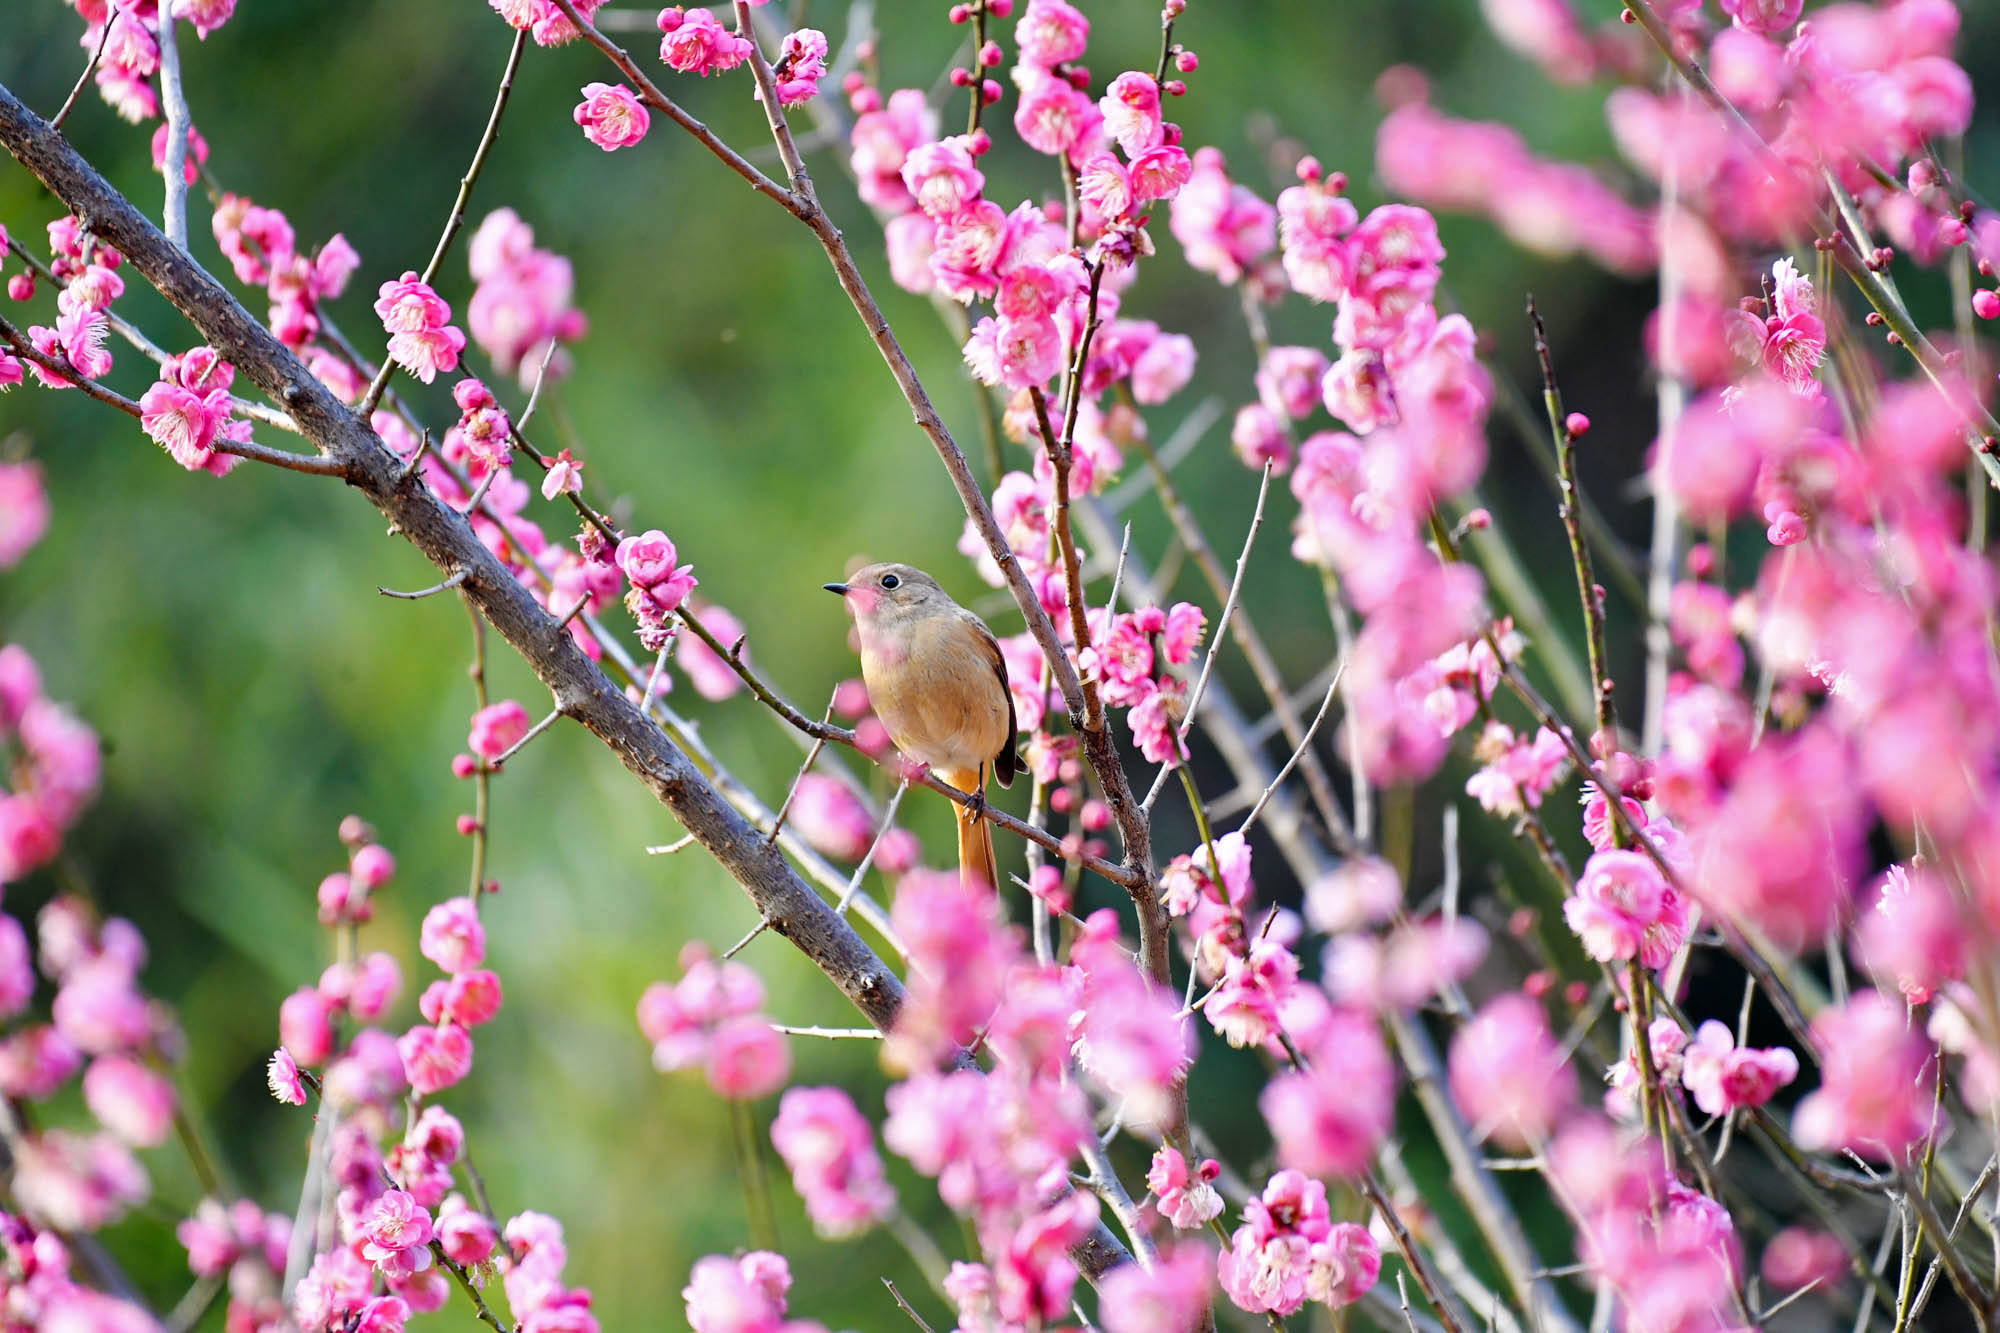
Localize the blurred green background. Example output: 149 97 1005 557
1 0 1998 1327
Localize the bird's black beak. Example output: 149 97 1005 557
822 582 850 596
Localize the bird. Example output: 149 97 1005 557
824 562 1017 891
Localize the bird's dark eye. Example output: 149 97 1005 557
880 573 901 589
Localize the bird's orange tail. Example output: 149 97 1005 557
943 766 998 891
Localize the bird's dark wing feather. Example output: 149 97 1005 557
974 617 1019 788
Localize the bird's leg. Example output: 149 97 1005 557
960 763 990 824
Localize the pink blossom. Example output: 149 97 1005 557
616 530 698 612
1217 1170 1331 1316
1130 144 1194 202
770 1086 896 1236
139 378 232 472
683 1251 790 1332
1449 992 1575 1149
359 1190 434 1280
437 1194 498 1266
397 1023 474 1098
172 0 238 39
1014 0 1088 67
1078 152 1135 220
1277 183 1359 303
1231 403 1292 472
573 83 650 150
293 1247 374 1330
787 774 874 861
1792 991 1938 1160
375 273 451 334
387 325 466 384
53 956 150 1055
675 603 746 700
1564 848 1689 970
468 700 531 762
1761 1226 1848 1294
1131 331 1196 404
81 1055 175 1147
704 1015 790 1100
657 7 752 75
1170 148 1275 284
1855 863 1964 1004
1257 346 1331 420
1128 677 1190 767
1303 857 1402 935
1145 1147 1222 1229
1206 939 1298 1050
1604 1016 1688 1123
1258 1008 1395 1176
1719 0 1801 34
0 1025 83 1100
419 897 487 974
1679 1020 1799 1117
1098 1244 1214 1333
467 210 585 384
0 794 61 883
1099 71 1164 156
12 1128 148 1234
267 1048 307 1105
767 28 830 106
0 915 31 1018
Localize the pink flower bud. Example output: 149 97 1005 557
351 843 396 890
1564 411 1590 437
419 897 486 974
6 273 32 302
1174 49 1197 73
1975 289 2000 320
451 754 477 779
455 814 479 836
279 987 337 1066
467 700 530 762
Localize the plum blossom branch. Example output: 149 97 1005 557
50 18 113 133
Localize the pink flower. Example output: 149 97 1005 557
1217 1170 1330 1316
1854 863 1964 1004
1099 71 1164 156
1078 152 1135 220
419 897 487 974
397 1023 475 1098
149 121 211 182
1170 147 1275 284
1719 0 1801 34
1015 71 1099 157
172 0 238 39
1128 677 1190 767
615 530 698 611
0 915 31 1018
1130 144 1194 202
277 986 335 1067
1258 1008 1395 1176
467 210 585 384
1145 1147 1222 1229
657 7 751 75
1231 403 1292 472
359 1190 434 1279
1206 939 1298 1050
1564 848 1689 970
1098 1245 1214 1333
1792 992 1937 1160
81 1054 176 1146
770 1086 896 1236
437 1194 498 1266
0 794 61 883
705 1015 789 1100
1131 331 1196 404
901 138 986 220
1761 1226 1848 1294
1448 992 1575 1150
1679 1020 1799 1117
139 379 230 471
468 700 531 761
788 774 875 861
768 28 829 106
1257 345 1331 420
1014 0 1088 67
387 325 466 384
375 272 451 334
1277 184 1359 303
683 1251 790 1333
574 83 650 150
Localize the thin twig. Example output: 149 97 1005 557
488 705 564 768
883 1278 939 1333
50 18 113 132
1142 460 1274 810
835 779 908 914
1238 669 1341 837
378 567 470 600
647 833 698 855
766 688 842 845
358 29 528 418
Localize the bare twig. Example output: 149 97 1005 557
50 17 113 132
488 705 564 768
1238 670 1341 838
378 567 470 600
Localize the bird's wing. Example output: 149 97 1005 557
970 613 1020 788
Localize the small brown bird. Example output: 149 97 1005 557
824 562 1017 890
